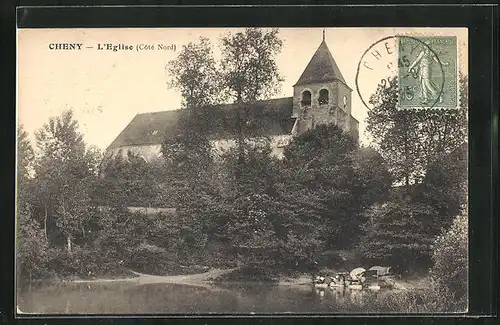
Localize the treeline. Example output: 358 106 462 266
16 110 391 282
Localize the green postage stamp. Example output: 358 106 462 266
398 36 458 110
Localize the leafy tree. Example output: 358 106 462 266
431 211 468 307
17 203 49 284
282 124 369 248
163 37 227 255
220 139 277 199
219 28 283 165
416 143 467 232
351 146 393 209
358 200 438 272
55 180 92 253
17 125 36 231
16 125 48 284
363 76 468 275
166 36 222 110
17 125 34 192
33 110 97 252
366 76 467 189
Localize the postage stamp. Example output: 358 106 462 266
397 36 458 110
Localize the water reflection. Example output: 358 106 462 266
17 282 392 314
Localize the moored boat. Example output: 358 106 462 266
348 284 363 290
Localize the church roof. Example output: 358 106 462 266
294 40 347 87
107 97 296 150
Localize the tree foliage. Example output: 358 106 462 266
359 200 438 272
166 37 222 109
418 143 467 225
95 152 168 208
431 211 468 306
163 38 228 253
17 125 48 283
32 110 98 252
17 203 49 283
362 76 468 273
220 28 284 165
220 28 283 103
17 125 34 187
282 124 391 248
366 76 467 186
351 147 393 209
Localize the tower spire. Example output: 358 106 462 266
322 29 325 42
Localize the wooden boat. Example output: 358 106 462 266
329 283 345 288
348 284 363 290
347 277 363 290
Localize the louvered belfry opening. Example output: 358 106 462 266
319 89 329 105
301 90 312 106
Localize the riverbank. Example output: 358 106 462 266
64 267 309 287
63 267 427 291
68 267 240 288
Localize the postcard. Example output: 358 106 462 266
16 27 468 314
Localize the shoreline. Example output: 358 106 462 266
23 268 428 291
67 267 241 288
29 268 314 288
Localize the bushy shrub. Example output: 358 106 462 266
276 232 323 272
17 204 49 284
126 242 179 275
44 245 127 279
430 211 468 310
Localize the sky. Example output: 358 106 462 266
17 27 468 151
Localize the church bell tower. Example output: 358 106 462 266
292 30 353 136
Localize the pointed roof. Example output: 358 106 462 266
294 40 347 86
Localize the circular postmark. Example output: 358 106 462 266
355 35 449 111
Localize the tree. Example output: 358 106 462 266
431 211 468 309
351 146 393 209
33 110 97 252
358 200 438 272
282 124 370 248
17 125 34 192
17 125 48 284
164 37 226 256
166 37 222 110
366 76 468 189
17 125 35 219
416 143 467 232
218 141 283 271
219 28 283 166
17 203 49 285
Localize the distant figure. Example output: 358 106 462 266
408 43 449 104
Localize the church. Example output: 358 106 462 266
105 35 359 161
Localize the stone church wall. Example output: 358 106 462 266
106 134 294 164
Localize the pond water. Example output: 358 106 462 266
17 282 402 314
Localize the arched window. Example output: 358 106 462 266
301 90 312 106
319 89 329 105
